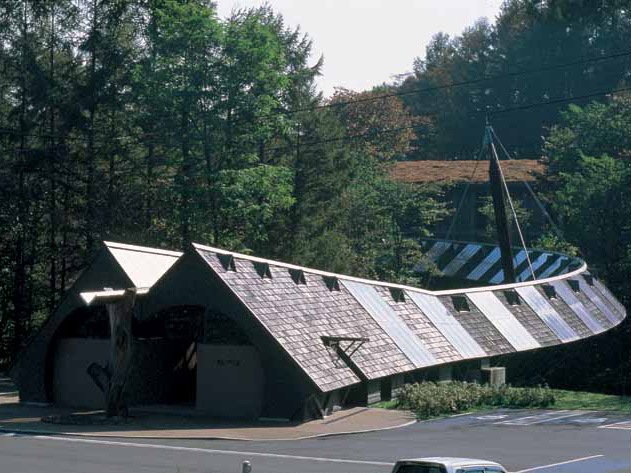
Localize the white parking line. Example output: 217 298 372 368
475 414 509 421
497 411 591 426
513 454 604 472
598 420 631 430
23 435 394 466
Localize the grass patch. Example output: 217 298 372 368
551 389 631 413
372 382 631 419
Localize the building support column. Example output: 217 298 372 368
87 289 136 417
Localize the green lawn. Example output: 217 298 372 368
550 389 631 413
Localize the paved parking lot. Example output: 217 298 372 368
1 409 630 473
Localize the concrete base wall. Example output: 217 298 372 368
52 338 196 409
53 338 109 408
196 344 264 418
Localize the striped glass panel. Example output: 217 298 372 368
538 256 568 279
490 250 528 284
516 286 579 342
467 292 540 351
467 248 501 281
342 281 437 368
550 281 604 334
426 241 451 262
517 253 550 282
407 292 486 358
442 244 482 276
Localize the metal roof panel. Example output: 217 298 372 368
579 281 620 325
467 291 540 351
407 292 486 358
550 281 604 334
342 281 437 368
516 286 579 342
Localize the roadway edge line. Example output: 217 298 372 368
12 434 395 467
513 454 604 472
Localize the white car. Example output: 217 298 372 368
391 457 507 473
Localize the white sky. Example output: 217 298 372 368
216 0 504 97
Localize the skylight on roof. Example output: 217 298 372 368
217 253 236 272
254 262 272 279
323 276 340 291
289 268 307 285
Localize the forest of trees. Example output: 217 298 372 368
1 0 630 394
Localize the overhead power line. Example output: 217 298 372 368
2 84 631 154
280 47 631 116
265 85 631 154
1 72 631 153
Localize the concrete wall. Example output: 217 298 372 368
53 338 109 408
52 338 196 409
196 344 264 418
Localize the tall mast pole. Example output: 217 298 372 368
485 124 516 283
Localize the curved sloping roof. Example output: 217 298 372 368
419 239 582 283
191 241 625 393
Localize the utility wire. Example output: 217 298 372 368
264 85 631 154
489 137 537 281
2 85 631 155
280 48 631 116
1 46 631 145
490 127 565 239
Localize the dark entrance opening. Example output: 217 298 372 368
134 305 205 406
381 377 393 402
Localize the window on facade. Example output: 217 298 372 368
203 310 251 345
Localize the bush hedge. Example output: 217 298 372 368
397 381 555 419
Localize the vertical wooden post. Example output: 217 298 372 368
105 289 136 417
486 125 516 283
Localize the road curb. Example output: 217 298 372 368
0 418 418 442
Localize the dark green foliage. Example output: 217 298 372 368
398 0 631 159
0 0 447 368
397 381 555 418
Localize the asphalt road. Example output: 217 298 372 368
1 409 630 473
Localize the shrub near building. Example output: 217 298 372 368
396 381 555 419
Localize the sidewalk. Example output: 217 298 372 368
0 378 415 441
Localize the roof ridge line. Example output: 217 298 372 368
191 242 587 296
104 240 183 257
192 242 435 296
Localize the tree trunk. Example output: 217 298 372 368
48 1 58 315
104 290 135 417
12 0 29 354
85 0 98 252
179 104 191 246
144 142 154 231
